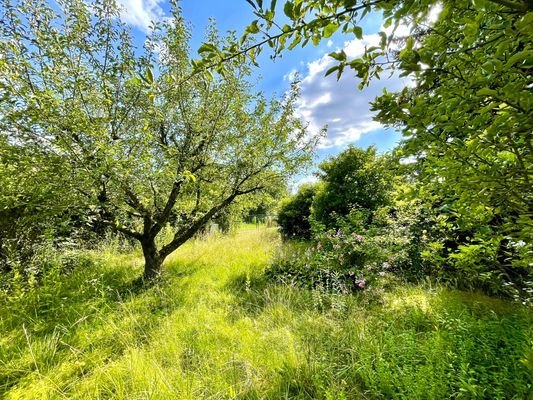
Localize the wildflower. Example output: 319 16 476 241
382 262 391 270
333 244 341 250
511 240 526 248
351 232 364 242
354 278 366 289
378 271 387 277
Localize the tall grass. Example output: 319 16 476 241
1 227 531 399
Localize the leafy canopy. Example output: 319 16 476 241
311 146 394 230
196 0 532 293
0 0 319 278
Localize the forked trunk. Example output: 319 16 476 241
141 238 163 280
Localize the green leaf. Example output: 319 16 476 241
472 0 487 9
145 68 154 84
353 26 363 40
323 22 339 38
378 31 387 48
406 36 414 50
245 0 257 10
329 50 346 61
246 20 260 34
288 35 301 50
183 170 197 183
477 88 498 97
505 50 533 69
265 10 274 21
198 43 217 55
325 65 339 77
283 2 294 19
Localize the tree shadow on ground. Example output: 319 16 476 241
225 272 271 318
0 259 196 395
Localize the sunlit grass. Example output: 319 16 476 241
1 227 531 399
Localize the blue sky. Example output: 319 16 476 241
117 0 409 186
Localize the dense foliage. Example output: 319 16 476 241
372 0 533 301
272 141 532 303
0 0 318 279
277 184 317 239
193 0 532 302
311 146 394 230
273 148 416 289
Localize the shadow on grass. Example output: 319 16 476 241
0 259 196 395
225 272 272 318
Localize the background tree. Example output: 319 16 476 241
0 0 318 280
311 146 394 230
277 183 317 239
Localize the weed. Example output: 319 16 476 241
1 228 531 399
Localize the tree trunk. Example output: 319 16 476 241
141 237 163 280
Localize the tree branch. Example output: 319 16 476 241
101 220 142 240
150 178 184 237
159 185 263 259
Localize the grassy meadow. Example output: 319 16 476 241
1 227 532 399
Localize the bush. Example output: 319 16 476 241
415 200 533 304
267 214 404 294
310 146 394 231
277 184 317 239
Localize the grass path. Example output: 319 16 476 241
1 228 532 399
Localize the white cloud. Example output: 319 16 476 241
428 4 443 23
117 0 165 32
283 69 298 82
400 155 417 164
343 33 381 57
294 34 409 150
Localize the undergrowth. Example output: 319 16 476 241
1 227 531 399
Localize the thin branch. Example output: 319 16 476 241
101 220 143 240
150 178 184 236
123 185 152 217
159 0 385 91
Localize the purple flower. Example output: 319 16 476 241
354 278 367 289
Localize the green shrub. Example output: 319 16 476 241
310 146 394 231
277 184 317 239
